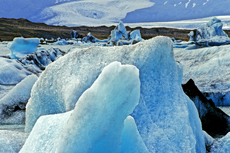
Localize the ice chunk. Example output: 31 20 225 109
21 62 143 153
121 116 149 153
0 74 38 124
25 36 205 152
56 61 140 153
188 17 230 46
82 32 97 43
129 29 143 41
108 22 143 45
0 57 32 85
8 37 40 59
108 21 128 42
0 130 29 153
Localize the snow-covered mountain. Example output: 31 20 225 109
1 0 230 27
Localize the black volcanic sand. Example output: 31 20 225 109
0 18 204 41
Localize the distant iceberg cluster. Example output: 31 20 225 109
49 22 143 47
108 22 143 46
173 17 230 49
188 17 230 46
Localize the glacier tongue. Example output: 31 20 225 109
25 36 205 152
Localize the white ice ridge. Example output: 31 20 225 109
25 36 205 152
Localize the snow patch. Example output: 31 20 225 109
185 0 191 8
193 3 196 8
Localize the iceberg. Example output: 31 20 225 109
108 22 143 45
25 36 205 152
129 29 143 41
0 74 38 124
188 17 230 46
21 62 144 153
8 37 40 59
56 61 140 153
108 21 128 42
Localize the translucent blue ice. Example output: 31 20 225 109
25 36 205 152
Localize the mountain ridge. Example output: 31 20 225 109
0 18 196 41
1 0 230 26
